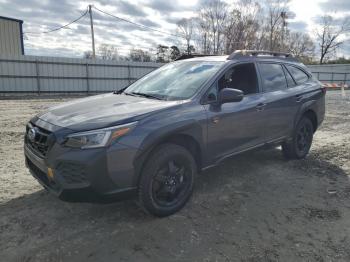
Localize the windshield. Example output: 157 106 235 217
124 60 224 100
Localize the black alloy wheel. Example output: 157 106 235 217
138 143 196 217
282 117 314 159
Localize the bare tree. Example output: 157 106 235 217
170 46 181 60
316 15 349 64
98 44 119 60
128 48 152 62
224 0 262 53
265 0 290 51
156 45 169 63
177 18 194 55
83 51 93 59
198 0 228 54
172 0 321 63
286 31 315 62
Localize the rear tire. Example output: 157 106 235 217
138 143 197 217
282 117 314 160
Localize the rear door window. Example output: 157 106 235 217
285 65 309 84
258 63 287 92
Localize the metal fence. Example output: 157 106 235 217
307 64 350 85
311 72 349 85
0 54 162 94
0 54 349 95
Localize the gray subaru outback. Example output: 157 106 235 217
24 50 325 216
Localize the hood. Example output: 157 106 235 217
38 93 180 131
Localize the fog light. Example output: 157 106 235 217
47 168 54 180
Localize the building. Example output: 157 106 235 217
0 16 24 55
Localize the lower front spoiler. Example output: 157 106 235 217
57 186 138 203
25 151 137 204
30 166 137 203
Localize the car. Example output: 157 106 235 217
24 50 325 217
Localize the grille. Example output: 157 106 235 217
56 162 87 184
25 122 52 158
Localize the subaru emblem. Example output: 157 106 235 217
28 128 37 142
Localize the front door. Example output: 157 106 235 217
203 62 266 162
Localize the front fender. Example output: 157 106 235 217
132 119 205 185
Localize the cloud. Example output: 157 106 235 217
319 0 350 12
339 40 350 56
312 14 350 27
144 0 195 14
136 18 160 28
145 0 179 13
2 0 340 58
163 16 182 25
75 25 90 35
288 21 308 31
115 1 147 17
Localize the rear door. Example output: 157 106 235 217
284 64 317 131
257 62 299 141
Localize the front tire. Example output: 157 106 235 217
282 117 314 159
138 143 197 217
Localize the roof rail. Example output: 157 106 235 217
228 50 297 61
175 54 217 61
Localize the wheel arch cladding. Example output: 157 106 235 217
133 122 204 186
303 109 318 132
295 99 318 133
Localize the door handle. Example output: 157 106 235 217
295 94 303 102
256 103 266 111
212 116 220 124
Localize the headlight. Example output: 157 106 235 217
64 122 137 149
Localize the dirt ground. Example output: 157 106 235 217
0 91 350 262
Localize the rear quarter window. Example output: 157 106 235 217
286 65 309 84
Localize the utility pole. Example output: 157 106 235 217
88 5 96 58
280 11 287 52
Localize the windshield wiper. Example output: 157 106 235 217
113 87 127 94
128 92 164 100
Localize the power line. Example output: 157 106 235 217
23 8 89 35
92 6 185 41
21 4 184 57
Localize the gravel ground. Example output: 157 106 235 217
0 91 350 262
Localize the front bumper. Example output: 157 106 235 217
24 132 138 203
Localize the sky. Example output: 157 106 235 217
0 0 349 58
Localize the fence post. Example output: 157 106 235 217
127 64 131 85
35 59 41 94
331 72 334 83
344 73 347 86
86 63 90 94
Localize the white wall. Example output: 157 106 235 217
0 18 22 55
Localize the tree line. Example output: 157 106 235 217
84 0 350 64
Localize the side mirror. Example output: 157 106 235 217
218 88 244 104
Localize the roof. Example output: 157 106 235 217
0 16 23 23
